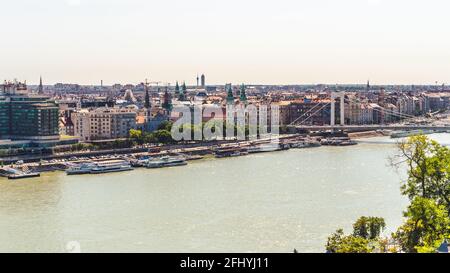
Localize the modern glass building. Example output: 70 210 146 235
0 97 9 137
0 90 59 141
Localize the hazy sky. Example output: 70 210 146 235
1 0 449 85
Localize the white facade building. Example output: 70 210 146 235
72 108 137 142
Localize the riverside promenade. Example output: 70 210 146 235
0 135 303 170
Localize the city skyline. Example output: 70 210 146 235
1 0 450 85
9 77 450 87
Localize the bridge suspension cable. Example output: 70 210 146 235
295 102 331 126
290 93 428 128
289 102 328 126
345 96 418 121
371 107 418 122
370 105 417 120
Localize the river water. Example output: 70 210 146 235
4 134 443 253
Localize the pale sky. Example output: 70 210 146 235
1 0 449 85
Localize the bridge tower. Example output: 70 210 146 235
330 92 345 126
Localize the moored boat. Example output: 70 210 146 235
287 140 321 149
145 156 188 168
321 137 358 146
338 140 358 146
247 143 285 154
89 160 133 174
66 163 97 175
185 155 204 161
8 172 40 180
390 129 435 139
130 157 152 167
214 146 248 158
3 166 41 180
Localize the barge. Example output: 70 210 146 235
321 137 358 146
214 146 249 158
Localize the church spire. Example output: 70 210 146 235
162 86 173 113
38 76 43 94
179 82 187 101
239 84 247 103
175 81 180 96
144 81 151 109
226 85 235 104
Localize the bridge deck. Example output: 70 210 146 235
289 125 450 131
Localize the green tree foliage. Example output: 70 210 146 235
326 229 372 253
129 129 144 145
152 130 174 144
392 197 450 253
390 135 450 252
143 132 157 143
389 135 450 253
322 135 450 253
70 143 95 152
326 216 386 253
129 129 142 140
394 135 450 211
158 121 173 132
352 217 386 240
128 124 174 145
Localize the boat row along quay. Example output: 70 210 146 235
0 134 363 180
5 128 432 180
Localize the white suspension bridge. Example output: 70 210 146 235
288 92 450 132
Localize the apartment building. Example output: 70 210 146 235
72 108 137 142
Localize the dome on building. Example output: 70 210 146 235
125 104 139 110
196 91 208 97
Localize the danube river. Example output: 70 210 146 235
5 134 447 253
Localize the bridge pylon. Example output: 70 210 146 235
331 92 345 127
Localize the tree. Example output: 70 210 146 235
392 197 450 253
326 229 372 253
388 135 450 253
353 217 386 240
153 130 173 144
325 216 386 253
423 142 450 211
392 135 450 211
326 135 450 253
143 132 158 143
129 129 143 145
158 121 173 132
129 129 142 140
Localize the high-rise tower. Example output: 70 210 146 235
201 74 206 88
